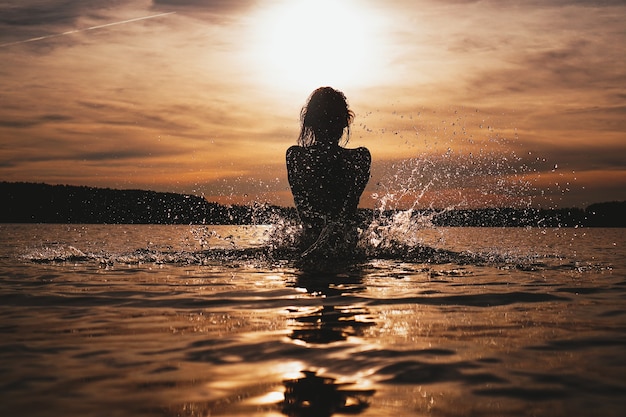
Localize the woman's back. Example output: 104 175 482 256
286 87 371 260
287 144 370 252
287 144 370 224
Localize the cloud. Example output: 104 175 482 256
453 43 623 114
527 142 626 172
0 0 132 44
1 133 187 165
0 0 144 27
0 1 104 26
151 0 258 21
0 114 73 128
422 0 626 6
534 0 626 6
152 0 257 10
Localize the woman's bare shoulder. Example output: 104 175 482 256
286 145 304 162
286 145 306 157
347 146 371 162
356 146 371 156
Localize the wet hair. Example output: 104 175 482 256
298 87 354 147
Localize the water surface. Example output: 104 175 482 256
0 224 624 416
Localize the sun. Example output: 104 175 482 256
247 0 387 95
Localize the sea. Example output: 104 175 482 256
0 222 624 417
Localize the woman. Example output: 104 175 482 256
286 87 371 260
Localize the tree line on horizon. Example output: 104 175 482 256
1 182 624 227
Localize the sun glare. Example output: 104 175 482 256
248 0 387 94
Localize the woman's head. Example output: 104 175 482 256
298 87 354 146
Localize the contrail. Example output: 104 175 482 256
0 12 176 48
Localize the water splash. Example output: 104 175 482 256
16 110 580 270
18 225 610 274
25 244 89 263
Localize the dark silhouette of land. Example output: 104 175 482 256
0 182 293 225
1 182 624 227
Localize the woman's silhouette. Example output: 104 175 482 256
286 87 371 260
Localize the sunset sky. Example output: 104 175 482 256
1 0 625 210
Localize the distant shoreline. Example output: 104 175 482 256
1 182 624 227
